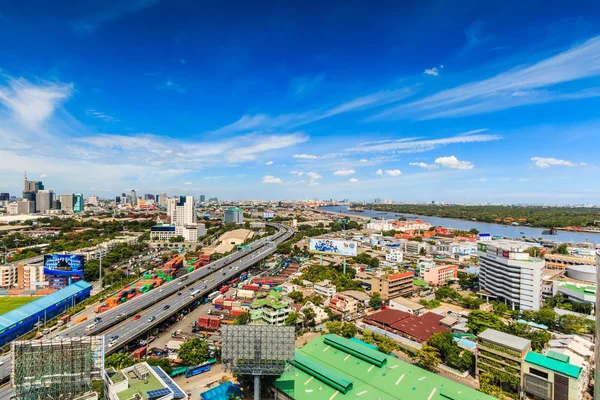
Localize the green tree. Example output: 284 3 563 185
558 314 586 334
369 257 380 268
288 290 304 303
478 373 501 397
533 307 557 327
369 292 382 309
326 320 342 335
146 358 173 374
413 344 441 371
233 311 249 325
105 353 136 369
276 242 292 254
302 308 317 327
493 302 509 315
178 338 210 366
284 312 299 327
466 310 502 335
419 247 427 256
552 243 569 255
90 380 105 399
340 322 357 338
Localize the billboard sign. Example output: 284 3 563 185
309 238 357 257
43 254 85 276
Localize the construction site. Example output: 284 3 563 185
10 336 104 400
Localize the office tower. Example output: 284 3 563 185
17 200 35 214
200 194 206 203
224 208 244 224
35 190 54 213
115 196 121 204
158 192 168 206
87 195 98 206
477 240 544 310
73 194 84 213
168 196 196 226
59 194 74 212
0 193 9 201
144 194 155 201
130 189 137 206
121 192 126 198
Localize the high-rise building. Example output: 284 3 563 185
224 208 244 224
35 190 54 213
200 194 206 203
477 240 544 311
73 194 84 213
7 203 18 215
17 200 35 214
158 192 168 206
115 196 121 204
87 195 98 206
144 194 155 201
369 271 414 300
130 189 137 206
18 264 44 289
0 193 9 201
59 194 74 212
168 196 196 226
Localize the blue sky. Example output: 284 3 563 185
1 0 599 203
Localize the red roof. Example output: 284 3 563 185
364 309 411 325
388 272 414 281
364 309 449 342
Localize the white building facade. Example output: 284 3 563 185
385 249 404 263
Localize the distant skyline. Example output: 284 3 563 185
1 1 599 203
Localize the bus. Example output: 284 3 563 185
207 291 220 300
185 362 210 378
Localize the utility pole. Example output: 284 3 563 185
99 250 103 292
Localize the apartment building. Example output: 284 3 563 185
388 296 425 316
17 264 44 289
314 280 336 298
476 328 531 397
478 240 545 310
405 240 426 255
385 249 404 263
365 220 394 231
423 264 458 286
0 265 17 288
416 257 435 277
369 271 414 300
250 290 292 325
522 351 585 400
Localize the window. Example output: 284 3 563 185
529 367 548 380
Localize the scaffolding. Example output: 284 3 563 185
10 336 104 400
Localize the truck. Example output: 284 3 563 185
190 289 200 298
219 285 230 294
75 316 88 324
57 315 71 326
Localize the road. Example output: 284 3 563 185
0 223 293 396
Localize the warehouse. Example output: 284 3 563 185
0 281 92 346
272 334 495 400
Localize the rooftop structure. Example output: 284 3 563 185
0 281 92 347
363 309 449 342
105 362 186 400
388 296 425 316
522 351 586 400
273 334 495 400
250 290 293 325
477 328 532 353
368 271 414 300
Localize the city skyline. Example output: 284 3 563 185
1 1 599 203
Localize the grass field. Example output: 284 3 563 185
0 296 41 315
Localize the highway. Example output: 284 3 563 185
0 223 293 390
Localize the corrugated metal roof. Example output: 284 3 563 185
525 351 581 379
478 328 531 352
0 281 92 330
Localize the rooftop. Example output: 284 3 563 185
364 309 449 342
338 290 370 302
524 351 581 379
116 368 163 400
273 334 495 400
478 328 531 353
389 296 425 311
0 280 92 329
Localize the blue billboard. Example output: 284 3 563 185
43 254 85 276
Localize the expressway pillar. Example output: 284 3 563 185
253 375 261 400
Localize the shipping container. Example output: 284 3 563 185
131 346 147 359
75 316 88 324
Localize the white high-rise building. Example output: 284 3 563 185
158 192 168 206
169 196 196 226
60 194 74 212
87 195 98 206
7 203 18 215
17 200 35 214
478 240 545 311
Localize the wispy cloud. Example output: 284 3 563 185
306 172 322 179
290 74 325 97
72 0 161 33
290 170 304 176
384 169 402 176
85 109 117 122
424 67 440 76
349 178 359 183
265 161 273 165
435 156 474 170
374 35 600 120
531 157 586 168
346 129 499 153
465 20 488 47
409 162 439 170
157 80 186 93
375 169 383 176
333 169 355 176
40 174 48 178
293 154 318 160
262 175 282 184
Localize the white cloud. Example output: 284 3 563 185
359 158 368 163
409 162 439 170
85 109 116 122
0 78 73 128
347 130 499 153
72 0 161 33
424 67 439 76
262 175 282 184
184 181 192 185
265 161 273 165
290 74 325 97
333 169 355 176
375 35 600 120
308 180 320 186
293 154 318 159
306 172 322 179
375 169 383 176
40 174 48 178
385 169 402 176
531 157 585 168
435 156 474 170
290 170 304 176
349 178 359 183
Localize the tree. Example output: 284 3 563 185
369 257 380 268
369 292 382 309
413 344 441 371
558 314 587 334
146 358 173 374
479 373 501 397
466 310 502 335
233 311 249 325
105 353 136 369
419 247 427 256
340 322 357 338
533 307 557 327
90 380 104 399
284 312 299 327
468 228 479 235
288 290 304 303
326 320 342 335
552 243 569 255
493 302 509 315
302 308 317 327
276 242 292 254
178 338 210 366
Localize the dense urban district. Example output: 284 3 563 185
0 182 598 400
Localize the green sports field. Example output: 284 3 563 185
0 296 41 315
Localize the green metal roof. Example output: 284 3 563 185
412 279 428 287
324 335 387 368
274 335 496 400
525 351 581 379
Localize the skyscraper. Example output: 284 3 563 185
0 193 9 201
168 196 196 226
130 189 137 206
158 192 168 206
200 194 206 203
73 194 84 213
59 194 74 212
35 190 54 213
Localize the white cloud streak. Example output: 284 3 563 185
265 161 273 165
262 175 282 184
333 169 355 176
435 156 474 170
349 178 359 183
409 162 439 170
85 109 116 122
531 157 586 168
306 172 322 179
385 169 402 176
424 67 439 76
293 154 318 159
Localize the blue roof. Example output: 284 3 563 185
201 381 241 400
517 319 548 330
478 233 491 237
0 281 92 330
151 366 186 399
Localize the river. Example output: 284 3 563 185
318 206 600 245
